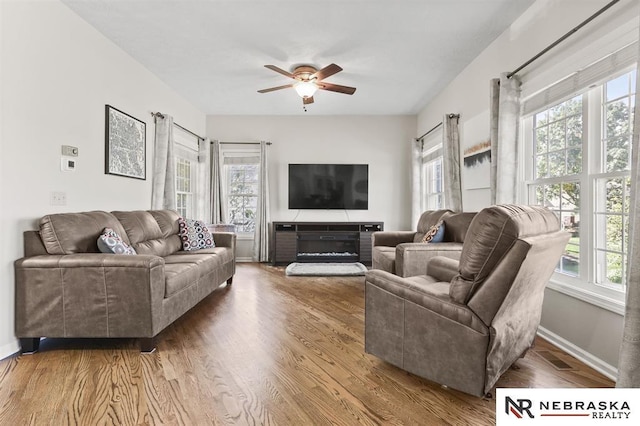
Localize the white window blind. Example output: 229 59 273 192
522 42 638 117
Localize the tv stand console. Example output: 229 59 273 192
273 221 384 265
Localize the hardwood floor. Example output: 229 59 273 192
0 263 613 425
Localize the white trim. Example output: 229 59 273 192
236 257 254 262
547 278 625 316
0 340 20 361
537 326 617 382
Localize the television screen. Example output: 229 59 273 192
288 164 369 210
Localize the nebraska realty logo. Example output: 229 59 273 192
496 389 638 425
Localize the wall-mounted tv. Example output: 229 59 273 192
289 164 369 210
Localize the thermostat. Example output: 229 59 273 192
61 157 76 172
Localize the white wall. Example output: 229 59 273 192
207 115 417 255
0 0 205 359
417 0 638 375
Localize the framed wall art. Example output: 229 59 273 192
105 105 146 180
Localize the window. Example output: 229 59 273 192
176 157 194 218
523 68 635 303
420 130 444 210
226 163 259 234
174 126 199 219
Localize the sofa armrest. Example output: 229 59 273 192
396 242 464 277
15 254 166 339
372 231 416 247
365 269 486 333
212 232 236 250
427 256 460 282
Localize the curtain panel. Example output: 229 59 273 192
617 37 640 387
411 138 424 227
443 114 462 212
151 114 176 210
210 140 225 224
253 141 271 262
490 73 522 205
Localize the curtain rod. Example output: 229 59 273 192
417 122 442 141
507 0 620 79
151 112 205 141
218 141 272 145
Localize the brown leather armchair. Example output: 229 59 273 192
371 209 476 277
364 204 570 397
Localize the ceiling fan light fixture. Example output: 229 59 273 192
294 81 318 98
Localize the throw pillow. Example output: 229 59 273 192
421 220 445 243
97 227 137 255
178 218 215 251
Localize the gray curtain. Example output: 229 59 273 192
443 114 462 212
411 138 424 226
151 114 176 210
490 73 521 204
253 141 271 262
210 140 225 223
196 138 211 222
617 42 640 387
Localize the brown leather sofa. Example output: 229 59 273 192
364 204 570 397
372 209 476 277
14 209 236 353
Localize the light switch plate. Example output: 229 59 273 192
50 191 67 206
61 145 78 157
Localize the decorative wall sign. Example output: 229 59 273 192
462 110 491 189
105 105 146 180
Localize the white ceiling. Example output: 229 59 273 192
61 0 535 115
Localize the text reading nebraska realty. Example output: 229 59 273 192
496 388 638 425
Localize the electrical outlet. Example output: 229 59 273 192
50 191 67 206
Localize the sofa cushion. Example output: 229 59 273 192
97 228 137 255
149 210 181 238
39 211 129 255
178 218 215 251
164 262 200 298
164 253 224 278
113 210 182 257
179 247 234 264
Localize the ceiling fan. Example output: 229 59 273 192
258 63 356 108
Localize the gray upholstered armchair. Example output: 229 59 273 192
372 209 476 277
364 204 570 397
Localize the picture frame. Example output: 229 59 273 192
105 104 146 180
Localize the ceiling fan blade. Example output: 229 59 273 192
264 65 295 79
303 96 314 105
257 84 294 93
318 82 356 95
312 63 342 81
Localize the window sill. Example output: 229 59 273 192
236 233 255 241
546 277 625 316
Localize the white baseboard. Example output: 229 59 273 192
0 339 20 362
236 257 254 263
537 326 618 382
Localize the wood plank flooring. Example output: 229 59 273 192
0 263 614 425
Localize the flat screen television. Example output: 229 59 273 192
288 164 369 210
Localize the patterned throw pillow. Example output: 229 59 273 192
178 218 215 251
97 227 137 255
421 220 445 243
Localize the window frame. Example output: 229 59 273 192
174 126 199 219
225 163 259 238
420 129 444 211
520 67 636 315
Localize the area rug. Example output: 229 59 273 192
285 262 368 277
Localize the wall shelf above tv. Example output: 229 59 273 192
273 221 383 265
